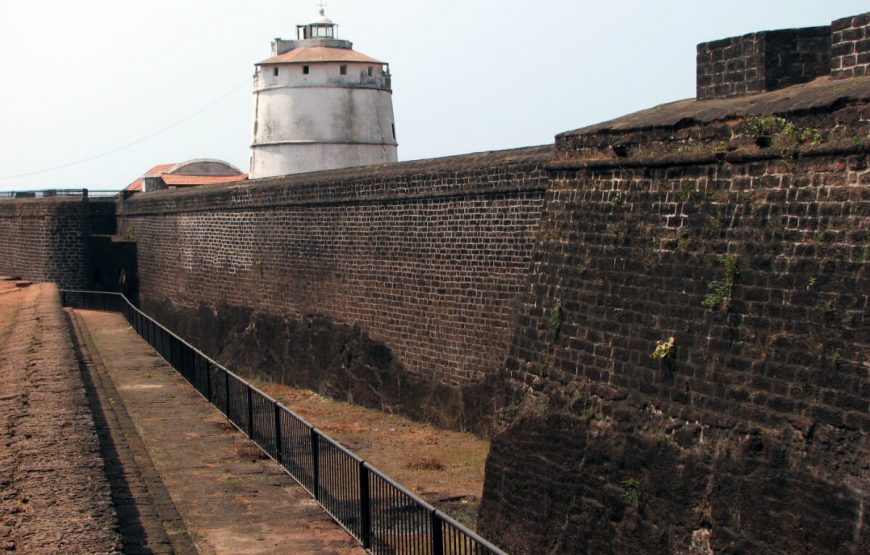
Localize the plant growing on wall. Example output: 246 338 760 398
702 255 738 310
747 116 824 148
651 336 675 359
548 297 564 341
622 478 641 507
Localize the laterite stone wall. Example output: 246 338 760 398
117 147 550 432
0 198 90 288
832 12 870 79
479 80 869 553
696 27 830 100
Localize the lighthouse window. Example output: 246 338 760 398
314 25 333 38
302 65 309 75
340 64 347 75
273 67 279 76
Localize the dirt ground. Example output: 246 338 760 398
0 278 120 554
252 381 490 529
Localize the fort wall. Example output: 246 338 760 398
832 12 870 79
479 79 869 554
0 197 90 288
116 146 550 432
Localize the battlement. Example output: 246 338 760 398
697 12 870 100
832 12 870 79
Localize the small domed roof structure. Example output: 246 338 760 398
312 9 334 25
297 8 338 40
124 159 246 193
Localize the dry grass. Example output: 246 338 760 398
253 381 489 530
405 456 446 471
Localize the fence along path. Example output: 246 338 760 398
60 290 507 555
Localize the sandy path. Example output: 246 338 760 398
0 280 120 554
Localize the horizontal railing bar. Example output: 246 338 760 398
434 508 507 554
365 463 438 513
314 428 365 464
59 289 508 555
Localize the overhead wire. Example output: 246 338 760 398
0 76 251 181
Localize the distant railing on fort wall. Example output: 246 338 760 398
60 289 507 555
0 189 120 199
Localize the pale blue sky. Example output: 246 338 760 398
0 1 867 190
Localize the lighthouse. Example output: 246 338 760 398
249 8 398 178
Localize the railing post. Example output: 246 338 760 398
225 371 231 417
311 428 320 501
359 462 372 549
205 362 212 402
431 511 444 555
169 336 175 368
246 386 254 438
273 402 282 462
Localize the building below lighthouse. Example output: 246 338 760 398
249 9 398 179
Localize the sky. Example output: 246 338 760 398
0 0 867 191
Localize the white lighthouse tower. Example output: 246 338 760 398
249 8 398 178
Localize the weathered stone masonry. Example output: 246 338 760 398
116 147 550 432
479 77 869 554
697 26 830 100
0 198 90 288
833 12 870 79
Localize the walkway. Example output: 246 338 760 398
70 307 365 555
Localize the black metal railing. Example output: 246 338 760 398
0 189 120 199
60 290 506 555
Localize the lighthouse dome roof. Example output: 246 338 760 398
312 10 334 25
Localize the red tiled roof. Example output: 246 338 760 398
125 163 177 192
258 46 384 65
124 163 246 191
161 174 247 186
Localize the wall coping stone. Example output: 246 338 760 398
547 137 870 171
559 75 870 140
120 145 552 215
